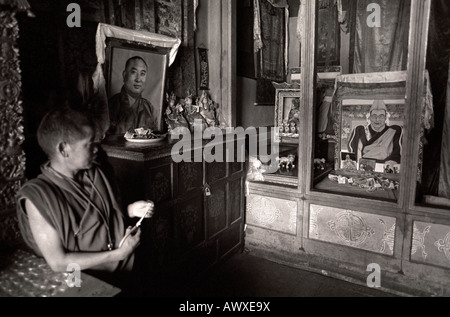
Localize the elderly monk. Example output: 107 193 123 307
108 56 158 134
348 100 403 166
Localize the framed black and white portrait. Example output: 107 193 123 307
93 23 181 133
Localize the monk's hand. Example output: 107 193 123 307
118 226 141 259
127 200 155 219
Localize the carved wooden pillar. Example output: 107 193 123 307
0 2 27 249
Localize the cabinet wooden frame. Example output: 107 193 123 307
246 0 450 296
332 76 407 177
404 0 448 217
303 1 433 210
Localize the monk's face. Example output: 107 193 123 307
370 109 386 132
65 126 98 171
123 58 147 98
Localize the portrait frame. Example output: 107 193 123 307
334 98 406 175
273 82 301 138
93 23 181 134
330 72 417 179
104 38 172 132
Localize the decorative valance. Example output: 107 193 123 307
333 71 434 131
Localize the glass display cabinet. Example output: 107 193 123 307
246 0 450 296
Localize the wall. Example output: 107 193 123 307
238 77 274 128
194 0 235 127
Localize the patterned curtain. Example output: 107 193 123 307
353 0 411 73
254 0 287 105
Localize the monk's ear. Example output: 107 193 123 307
57 141 69 158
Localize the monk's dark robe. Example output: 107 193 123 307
16 162 133 273
348 124 403 163
108 86 157 135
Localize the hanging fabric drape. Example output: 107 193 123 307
253 0 288 105
193 0 198 31
253 0 289 80
353 0 411 73
336 0 350 33
296 1 348 49
253 0 263 52
297 0 302 42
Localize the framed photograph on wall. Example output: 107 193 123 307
105 38 173 132
273 82 301 139
93 23 181 134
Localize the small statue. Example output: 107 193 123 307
287 98 301 129
342 154 357 170
384 165 394 174
314 158 326 170
246 156 265 182
183 90 208 132
290 122 297 134
164 92 190 132
197 90 218 127
277 154 296 170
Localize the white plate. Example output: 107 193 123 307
125 136 166 144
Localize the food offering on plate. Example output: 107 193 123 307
124 128 167 143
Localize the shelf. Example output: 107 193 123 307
262 172 298 186
279 136 299 144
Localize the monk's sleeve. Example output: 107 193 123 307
16 179 62 257
386 126 403 163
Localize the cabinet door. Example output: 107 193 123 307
174 189 205 256
205 143 245 256
177 161 203 194
205 179 227 239
143 158 173 204
306 1 417 206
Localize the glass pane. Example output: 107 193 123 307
312 0 411 202
415 1 450 209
